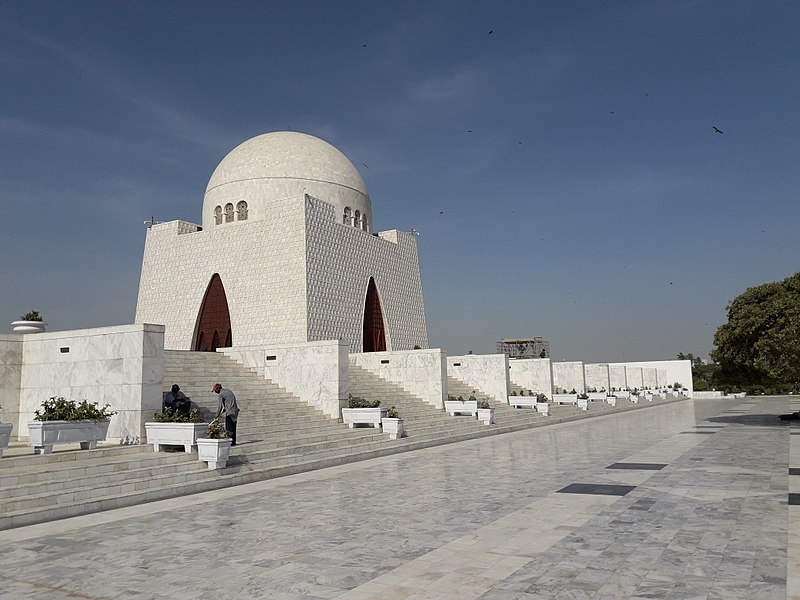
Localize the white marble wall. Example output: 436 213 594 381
350 349 446 409
625 367 644 390
221 340 347 419
0 336 23 438
609 365 627 390
642 368 658 389
447 354 509 405
552 361 586 394
613 360 694 397
508 358 553 397
16 324 164 441
584 363 610 392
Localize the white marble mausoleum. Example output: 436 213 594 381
134 131 429 353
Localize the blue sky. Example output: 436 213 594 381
1 1 798 362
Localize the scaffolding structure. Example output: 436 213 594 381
496 337 551 359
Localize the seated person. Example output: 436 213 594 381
164 384 192 417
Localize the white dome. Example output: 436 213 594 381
202 131 372 231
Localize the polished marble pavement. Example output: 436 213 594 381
0 396 797 599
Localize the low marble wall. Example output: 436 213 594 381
584 363 610 392
447 354 509 405
221 340 348 419
17 324 164 442
508 358 553 397
0 336 24 439
350 349 446 409
625 366 644 390
609 365 627 391
552 361 585 394
693 390 725 399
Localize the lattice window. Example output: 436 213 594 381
214 206 222 225
343 207 352 225
224 203 234 223
236 201 248 221
354 210 361 229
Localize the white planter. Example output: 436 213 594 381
27 420 110 455
0 422 12 458
644 393 654 402
145 422 208 452
605 395 617 407
509 396 537 409
11 320 47 334
381 417 405 439
577 397 589 411
196 437 233 469
533 402 550 416
444 400 478 416
615 390 630 399
553 394 579 405
630 395 640 404
476 408 495 425
342 407 386 428
588 393 607 402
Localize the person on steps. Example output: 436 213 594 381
212 383 240 445
164 384 192 418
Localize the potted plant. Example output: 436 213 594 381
577 392 590 411
381 405 405 439
444 394 478 416
196 419 233 469
28 396 116 454
0 405 12 458
476 399 494 425
12 309 47 334
629 388 640 403
342 394 386 428
533 393 550 415
145 407 207 453
553 387 579 405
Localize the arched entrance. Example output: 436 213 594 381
362 277 387 352
193 274 232 351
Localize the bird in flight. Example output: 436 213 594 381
362 163 369 168
713 126 724 134
488 30 493 35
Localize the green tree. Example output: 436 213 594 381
711 272 800 386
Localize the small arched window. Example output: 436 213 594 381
236 201 248 221
354 210 361 229
343 207 352 225
214 206 223 225
361 215 368 232
224 203 234 223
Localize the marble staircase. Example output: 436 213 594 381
0 352 687 531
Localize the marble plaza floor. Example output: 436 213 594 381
1 396 799 600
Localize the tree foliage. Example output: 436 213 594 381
711 272 800 385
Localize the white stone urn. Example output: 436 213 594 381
476 407 495 425
534 402 550 416
196 437 233 469
381 417 405 439
11 320 47 334
0 422 13 457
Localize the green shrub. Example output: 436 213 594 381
347 394 380 409
152 407 204 423
386 406 400 418
34 397 116 421
21 310 43 321
205 419 230 438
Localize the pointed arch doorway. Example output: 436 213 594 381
193 273 233 351
362 277 387 352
